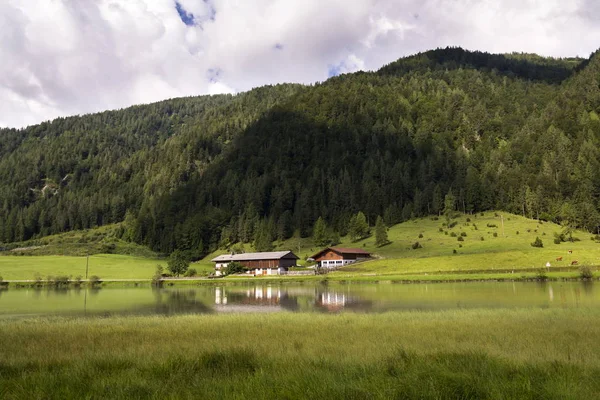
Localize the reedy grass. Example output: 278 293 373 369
1 309 600 399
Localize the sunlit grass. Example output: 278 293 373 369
1 309 599 398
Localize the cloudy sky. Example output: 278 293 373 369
1 0 599 129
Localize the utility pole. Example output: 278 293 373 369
85 254 90 280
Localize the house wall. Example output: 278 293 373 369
279 258 298 268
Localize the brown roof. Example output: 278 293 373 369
310 247 371 259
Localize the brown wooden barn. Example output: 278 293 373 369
310 247 371 269
211 251 299 276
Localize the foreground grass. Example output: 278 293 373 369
1 309 599 399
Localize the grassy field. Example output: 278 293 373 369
2 211 599 281
0 254 161 280
0 309 599 399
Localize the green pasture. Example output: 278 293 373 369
1 309 599 399
0 254 160 280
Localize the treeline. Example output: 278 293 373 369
1 47 599 257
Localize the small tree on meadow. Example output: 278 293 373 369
168 249 190 277
443 189 456 224
375 216 389 247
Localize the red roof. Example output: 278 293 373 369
331 247 370 254
310 247 371 259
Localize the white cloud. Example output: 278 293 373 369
0 0 598 128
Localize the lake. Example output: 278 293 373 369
0 281 597 318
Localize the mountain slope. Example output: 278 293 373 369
0 47 599 259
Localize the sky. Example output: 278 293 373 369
1 0 599 129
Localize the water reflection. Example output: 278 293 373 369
0 281 597 318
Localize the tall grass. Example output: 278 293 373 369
1 309 599 398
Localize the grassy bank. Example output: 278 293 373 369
1 309 599 399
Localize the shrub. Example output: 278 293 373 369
411 241 423 250
458 244 463 248
448 221 458 229
444 231 448 235
438 227 443 232
466 218 471 222
460 232 467 237
553 237 562 244
89 275 102 286
480 212 484 216
580 267 593 280
450 232 457 237
457 236 464 242
493 232 498 237
516 231 519 235
73 275 83 286
473 224 478 230
531 237 543 248
453 249 457 254
225 261 246 275
152 265 164 286
536 269 548 281
184 268 197 277
480 236 485 241
486 223 497 228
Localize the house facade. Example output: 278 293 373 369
211 251 299 276
310 247 371 269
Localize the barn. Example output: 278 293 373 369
212 251 299 276
310 247 371 269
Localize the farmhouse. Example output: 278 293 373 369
310 247 371 269
211 251 299 276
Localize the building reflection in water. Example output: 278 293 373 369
214 286 369 313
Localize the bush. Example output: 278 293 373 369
458 244 463 248
466 218 471 222
184 268 197 277
418 233 423 238
531 237 543 248
450 232 457 237
411 241 423 250
553 237 562 244
444 231 448 235
516 231 519 235
457 236 464 242
152 265 164 286
453 249 457 254
480 236 485 241
89 275 102 286
592 235 600 242
225 261 246 275
448 221 458 229
460 232 467 237
580 267 593 280
473 224 478 230
536 269 548 281
486 223 497 228
493 232 498 237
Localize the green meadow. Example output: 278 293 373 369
0 254 159 280
1 309 599 399
1 212 599 281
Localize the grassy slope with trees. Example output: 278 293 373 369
1 47 600 267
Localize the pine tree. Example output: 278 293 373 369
253 219 274 252
312 217 329 247
375 216 388 247
349 211 369 241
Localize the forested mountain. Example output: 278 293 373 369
1 47 599 258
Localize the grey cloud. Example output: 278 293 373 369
0 0 598 128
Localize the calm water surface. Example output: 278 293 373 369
0 282 597 318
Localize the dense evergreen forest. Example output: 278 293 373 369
1 47 599 258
